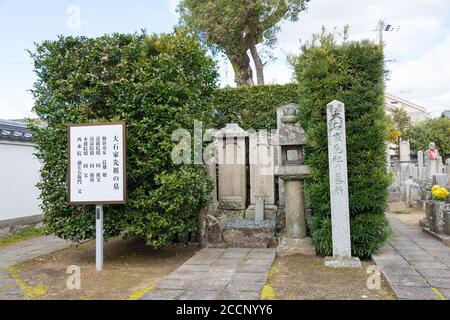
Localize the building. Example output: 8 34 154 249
385 93 429 124
441 110 450 119
384 93 430 162
0 120 42 236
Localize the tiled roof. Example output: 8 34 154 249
0 120 34 142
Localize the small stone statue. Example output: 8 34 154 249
426 142 439 160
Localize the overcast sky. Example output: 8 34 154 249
0 0 449 119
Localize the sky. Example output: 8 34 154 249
0 0 449 119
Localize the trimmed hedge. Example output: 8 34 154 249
29 31 217 248
212 84 302 130
295 32 391 257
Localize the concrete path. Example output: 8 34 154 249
373 215 450 300
0 235 72 300
141 248 276 300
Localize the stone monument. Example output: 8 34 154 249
216 123 248 212
426 142 439 178
324 100 361 268
273 104 315 257
399 140 411 162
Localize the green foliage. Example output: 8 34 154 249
294 29 391 257
213 84 301 130
387 108 412 158
309 214 392 258
410 117 450 158
0 227 46 247
29 30 218 247
178 0 309 85
179 0 309 52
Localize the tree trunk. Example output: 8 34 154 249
228 51 254 87
250 43 264 85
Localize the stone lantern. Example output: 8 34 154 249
273 104 315 256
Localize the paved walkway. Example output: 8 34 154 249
373 215 450 300
141 248 276 300
0 236 72 300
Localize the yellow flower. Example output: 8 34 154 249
432 186 449 201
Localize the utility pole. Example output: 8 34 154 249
377 19 385 46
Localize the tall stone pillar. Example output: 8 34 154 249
284 179 306 239
324 100 361 268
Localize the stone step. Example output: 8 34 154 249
222 219 276 249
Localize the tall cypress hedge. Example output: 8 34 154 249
294 32 392 257
29 31 217 247
213 84 302 130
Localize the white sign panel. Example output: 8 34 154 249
68 122 127 204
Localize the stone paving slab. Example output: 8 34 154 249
0 235 72 300
141 248 276 301
373 215 450 300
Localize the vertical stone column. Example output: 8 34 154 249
417 151 424 168
446 159 450 185
276 107 286 207
284 179 307 239
324 100 361 268
399 140 411 162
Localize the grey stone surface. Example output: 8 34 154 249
393 286 440 300
326 100 352 260
179 290 221 300
373 215 450 300
324 256 362 268
141 289 183 300
141 248 276 300
277 237 316 257
0 235 72 300
222 290 261 300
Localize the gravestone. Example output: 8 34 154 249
447 159 450 185
246 131 277 220
276 106 286 207
216 124 248 210
399 140 411 162
324 100 361 268
417 150 424 168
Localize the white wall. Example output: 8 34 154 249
0 141 42 221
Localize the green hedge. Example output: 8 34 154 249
213 84 302 130
295 32 391 257
29 31 217 248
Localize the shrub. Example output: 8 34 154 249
212 84 302 130
29 30 217 247
309 214 392 258
410 117 450 159
294 29 391 257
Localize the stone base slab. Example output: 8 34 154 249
222 220 276 248
276 237 316 257
324 256 362 268
422 227 450 247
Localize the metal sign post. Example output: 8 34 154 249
68 122 127 272
96 204 104 271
